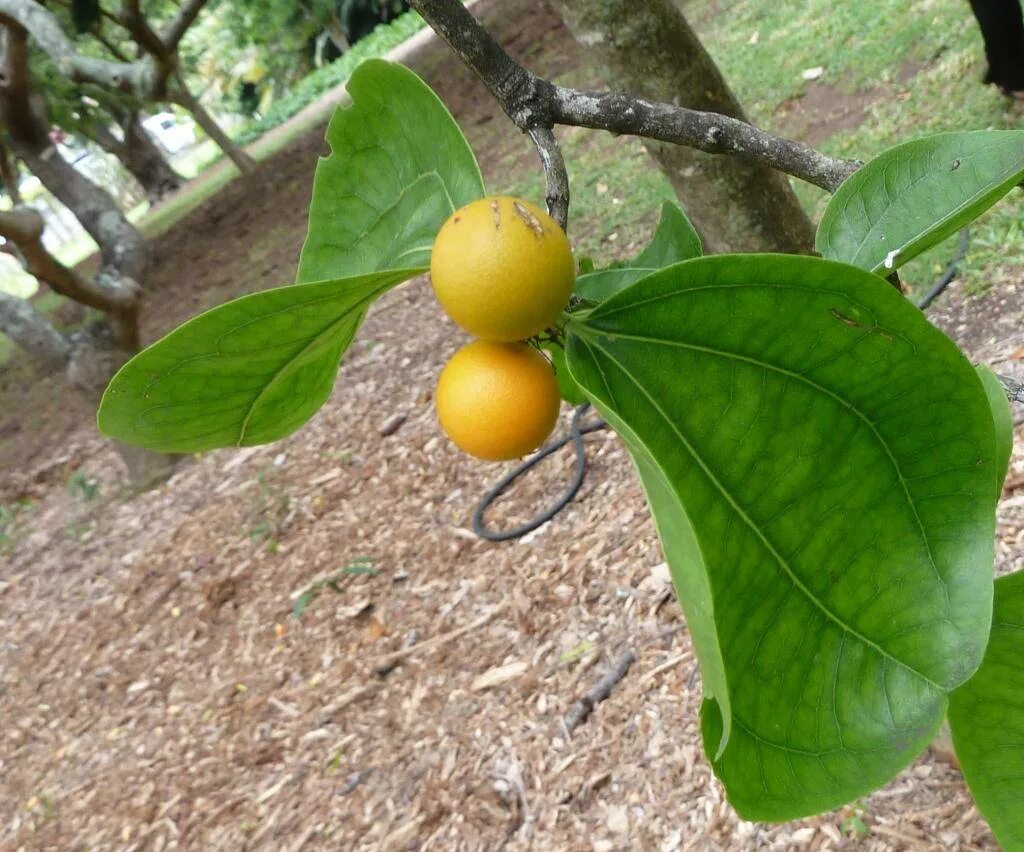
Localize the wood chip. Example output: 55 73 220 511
471 660 529 691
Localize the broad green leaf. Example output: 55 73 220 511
949 571 1024 852
574 201 701 302
817 130 1024 274
297 59 484 283
566 254 997 820
976 364 1014 501
542 343 587 405
98 270 421 453
586 391 731 751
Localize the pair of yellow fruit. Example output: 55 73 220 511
430 196 575 461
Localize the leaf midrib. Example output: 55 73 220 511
236 274 414 445
576 329 945 691
583 326 952 606
831 138 1024 271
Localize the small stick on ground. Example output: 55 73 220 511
372 602 508 674
563 649 636 735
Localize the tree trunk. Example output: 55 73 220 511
90 113 184 203
550 0 815 254
325 10 351 53
0 135 21 204
0 290 70 370
171 80 256 175
0 25 174 489
12 134 149 282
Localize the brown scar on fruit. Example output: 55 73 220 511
491 199 501 229
513 200 545 237
829 308 862 328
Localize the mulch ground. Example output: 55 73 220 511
3 1 1024 849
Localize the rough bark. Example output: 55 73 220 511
0 290 70 370
550 0 815 253
89 113 184 203
169 78 256 175
0 135 21 203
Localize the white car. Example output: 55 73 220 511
141 112 196 155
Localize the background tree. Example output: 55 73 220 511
43 70 184 203
550 0 815 253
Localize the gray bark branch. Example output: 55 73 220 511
0 0 159 96
528 126 569 230
407 0 860 193
564 649 636 734
161 0 210 51
0 290 70 370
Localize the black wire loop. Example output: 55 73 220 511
472 403 606 541
916 228 970 310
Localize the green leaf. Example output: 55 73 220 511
542 343 587 405
976 365 1014 502
566 254 997 820
575 201 701 302
949 571 1024 851
589 396 731 751
817 130 1024 274
293 588 317 620
297 59 485 283
98 270 421 453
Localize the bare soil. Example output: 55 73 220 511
2 2 1023 849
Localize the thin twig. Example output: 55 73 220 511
407 0 860 192
997 373 1024 405
0 0 159 96
372 602 508 673
527 126 569 230
563 649 636 734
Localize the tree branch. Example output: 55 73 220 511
0 290 70 370
162 0 210 51
0 208 141 347
0 0 158 96
528 126 569 229
407 0 860 192
548 87 860 193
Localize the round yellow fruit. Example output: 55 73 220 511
435 340 560 461
430 196 575 342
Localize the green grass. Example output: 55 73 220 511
684 0 1024 296
501 127 676 265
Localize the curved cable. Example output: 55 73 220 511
472 403 606 541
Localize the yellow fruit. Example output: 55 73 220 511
430 196 575 342
435 341 560 461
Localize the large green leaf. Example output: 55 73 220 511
589 393 731 750
98 270 421 453
566 254 997 820
296 59 485 283
816 131 1024 275
949 571 1024 852
574 201 701 302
